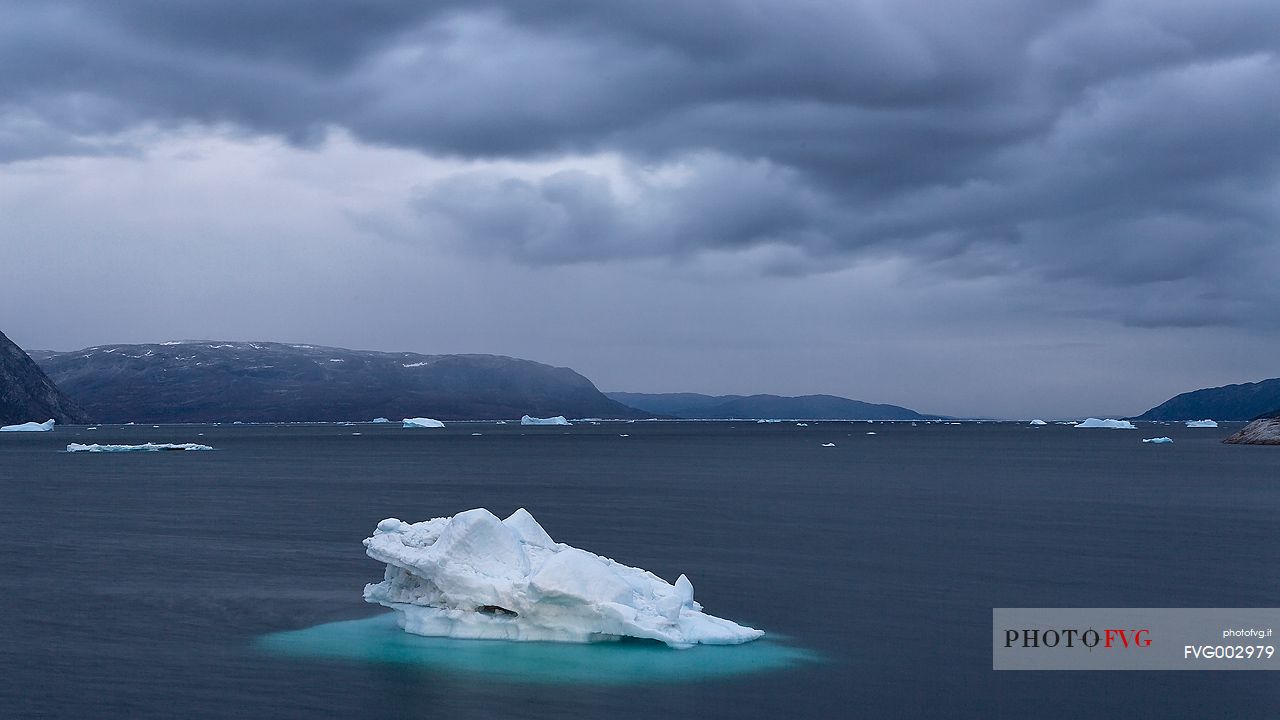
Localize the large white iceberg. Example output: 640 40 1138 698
1029 419 1047 426
67 442 213 452
1075 418 1136 429
1185 419 1218 428
363 508 763 649
1 419 55 432
520 415 570 426
403 417 445 428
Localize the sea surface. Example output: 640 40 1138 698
2 421 1277 718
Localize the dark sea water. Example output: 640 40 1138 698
2 421 1278 718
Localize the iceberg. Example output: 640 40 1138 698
1142 437 1174 444
821 442 836 447
0 417 55 427
403 417 445 428
1185 419 1218 428
363 508 764 649
371 417 390 423
66 442 214 452
1029 419 1047 425
520 415 570 426
1075 418 1136 429
0 419 55 432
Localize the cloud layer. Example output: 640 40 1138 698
2 1 1278 415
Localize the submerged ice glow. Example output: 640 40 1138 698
258 613 814 685
363 508 764 648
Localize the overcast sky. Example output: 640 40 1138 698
2 1 1278 418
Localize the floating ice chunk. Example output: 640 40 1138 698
865 431 877 435
1029 419 1047 425
795 423 808 427
821 442 836 447
1 419 55 432
403 418 445 428
1185 419 1218 428
371 417 390 423
520 415 570 426
1142 437 1174 444
1075 418 1136 429
619 434 630 437
66 442 213 452
363 508 764 648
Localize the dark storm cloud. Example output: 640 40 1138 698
4 0 1280 327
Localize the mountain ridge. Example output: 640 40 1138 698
607 391 933 420
37 341 644 423
1134 378 1280 421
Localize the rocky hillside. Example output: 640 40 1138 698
0 330 89 425
1222 415 1280 445
36 341 643 423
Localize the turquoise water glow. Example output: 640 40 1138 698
256 613 820 685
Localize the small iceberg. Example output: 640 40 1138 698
363 508 763 649
1075 418 1136 429
821 442 836 447
1029 419 1047 426
1142 437 1174 444
66 442 213 452
403 418 445 428
1185 419 1218 428
371 417 390 423
795 423 808 427
1 419 55 432
520 415 570 426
